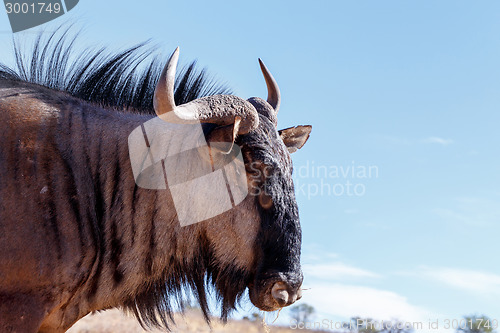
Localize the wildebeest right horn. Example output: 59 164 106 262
258 58 281 113
154 47 259 135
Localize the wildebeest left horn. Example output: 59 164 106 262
258 58 281 113
154 47 259 135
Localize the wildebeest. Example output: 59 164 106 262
0 33 312 332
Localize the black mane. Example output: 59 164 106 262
0 29 231 113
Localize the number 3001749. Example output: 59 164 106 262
5 2 61 14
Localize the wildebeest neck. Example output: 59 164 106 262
0 79 220 328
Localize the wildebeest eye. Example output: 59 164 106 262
258 191 273 209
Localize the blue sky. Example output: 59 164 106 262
1 1 499 331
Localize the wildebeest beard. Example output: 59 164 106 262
122 230 251 329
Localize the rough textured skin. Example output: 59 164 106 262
167 94 260 134
247 97 277 126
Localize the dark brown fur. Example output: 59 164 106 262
0 79 264 331
0 32 311 332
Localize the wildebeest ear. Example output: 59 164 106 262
278 125 312 153
205 116 242 153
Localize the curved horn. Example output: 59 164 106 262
154 47 259 134
154 47 179 116
258 58 281 113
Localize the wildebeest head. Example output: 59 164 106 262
153 48 311 315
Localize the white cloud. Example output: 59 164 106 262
301 251 380 282
296 253 433 330
419 267 500 295
421 137 454 146
304 262 380 281
300 283 431 323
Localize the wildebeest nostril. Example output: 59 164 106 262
271 281 290 306
271 281 302 307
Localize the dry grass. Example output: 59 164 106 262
66 308 319 333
